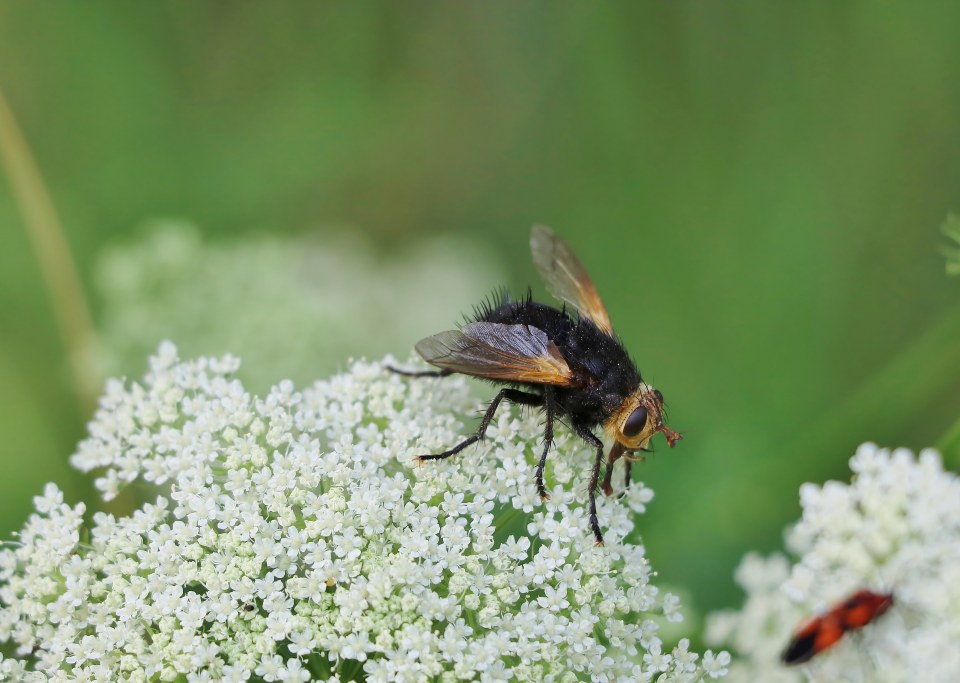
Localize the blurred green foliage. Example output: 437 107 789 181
2 2 960 623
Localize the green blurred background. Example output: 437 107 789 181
2 2 960 624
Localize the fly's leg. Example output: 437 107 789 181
574 423 606 546
534 388 555 500
417 388 542 463
387 366 452 378
601 442 626 497
622 446 653 493
605 445 651 497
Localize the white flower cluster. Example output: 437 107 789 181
706 443 960 683
90 222 503 390
0 343 728 682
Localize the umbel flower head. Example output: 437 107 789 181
706 443 960 683
0 343 728 682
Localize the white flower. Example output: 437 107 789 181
706 443 960 683
702 650 731 679
1 344 725 681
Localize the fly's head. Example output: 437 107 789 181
606 384 682 451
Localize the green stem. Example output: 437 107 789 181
0 86 99 410
796 306 960 467
935 414 960 453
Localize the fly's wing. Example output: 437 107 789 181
530 224 614 336
415 322 574 385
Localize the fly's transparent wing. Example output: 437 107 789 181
415 322 573 384
530 224 614 335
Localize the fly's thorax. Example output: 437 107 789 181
604 383 682 450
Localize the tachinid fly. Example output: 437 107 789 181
391 225 681 545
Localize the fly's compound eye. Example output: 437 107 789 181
623 406 648 437
653 389 664 403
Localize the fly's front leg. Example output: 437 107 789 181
417 388 541 463
604 444 650 496
622 444 654 493
574 422 606 546
601 441 626 497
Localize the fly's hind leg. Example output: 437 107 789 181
387 366 453 378
416 388 542 463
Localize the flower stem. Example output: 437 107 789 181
935 413 960 454
0 86 98 410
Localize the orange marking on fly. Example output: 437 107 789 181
782 590 894 665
